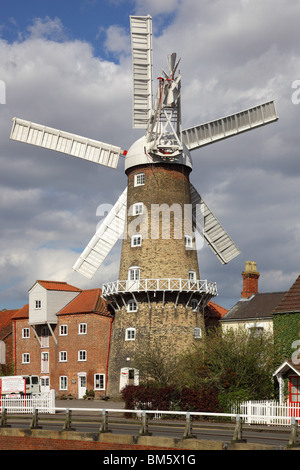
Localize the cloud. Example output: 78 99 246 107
1 5 300 311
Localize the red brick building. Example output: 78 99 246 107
0 309 19 375
11 281 113 398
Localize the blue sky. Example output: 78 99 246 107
1 0 300 310
0 0 136 59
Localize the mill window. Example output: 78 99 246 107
78 350 87 361
59 376 68 390
184 235 193 249
194 327 202 339
133 202 143 215
22 353 30 364
131 234 142 247
127 299 138 312
59 351 67 362
128 266 140 281
94 373 105 390
79 323 87 335
125 327 136 341
22 328 30 339
134 173 145 187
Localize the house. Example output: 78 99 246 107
221 261 286 335
0 308 19 374
12 281 114 398
2 278 228 398
272 274 300 404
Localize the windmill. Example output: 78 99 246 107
10 15 278 394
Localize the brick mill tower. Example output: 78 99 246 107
10 15 278 397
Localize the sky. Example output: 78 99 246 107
0 0 300 310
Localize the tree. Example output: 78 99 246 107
131 340 180 387
177 327 277 402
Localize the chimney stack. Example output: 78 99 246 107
241 261 260 298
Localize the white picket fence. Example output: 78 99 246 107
0 390 55 414
233 400 300 426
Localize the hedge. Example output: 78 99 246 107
121 384 220 416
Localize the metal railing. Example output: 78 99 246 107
0 406 299 447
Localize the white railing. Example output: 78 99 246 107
102 278 217 297
0 390 55 414
233 400 300 426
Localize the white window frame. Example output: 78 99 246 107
59 351 67 362
125 327 136 341
127 299 138 312
78 323 87 335
128 266 140 281
184 235 193 249
59 376 68 391
35 300 41 309
131 234 142 247
134 172 145 187
22 353 30 364
194 327 202 339
94 373 105 391
22 328 30 339
189 270 196 281
133 202 143 215
59 325 68 336
78 350 87 361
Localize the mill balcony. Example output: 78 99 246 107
102 278 217 299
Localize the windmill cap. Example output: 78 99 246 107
124 135 193 172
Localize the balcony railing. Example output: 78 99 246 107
102 278 217 298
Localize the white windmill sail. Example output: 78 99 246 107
182 101 278 152
130 15 153 129
73 188 127 279
10 118 121 169
190 184 240 264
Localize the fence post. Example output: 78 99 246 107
138 411 152 436
62 409 75 431
0 409 10 428
288 418 299 447
99 409 111 434
183 412 196 439
30 408 42 429
232 415 246 443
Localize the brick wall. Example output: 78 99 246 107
13 313 113 398
108 163 205 396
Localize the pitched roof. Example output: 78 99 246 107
221 292 286 322
31 280 81 292
57 288 111 316
206 301 228 319
0 309 19 339
12 304 29 320
273 275 300 314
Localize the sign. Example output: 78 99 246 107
0 376 26 394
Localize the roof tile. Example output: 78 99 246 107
273 275 300 313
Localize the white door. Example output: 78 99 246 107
119 368 139 391
40 376 50 393
41 352 49 373
78 374 87 399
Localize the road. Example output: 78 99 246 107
3 399 295 448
